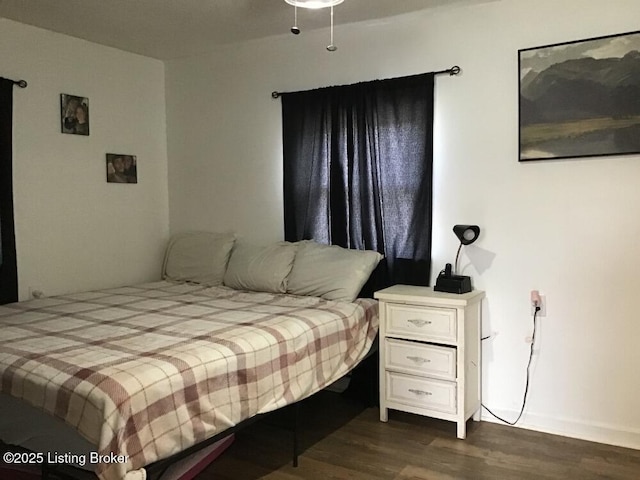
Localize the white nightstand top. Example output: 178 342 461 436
374 284 485 307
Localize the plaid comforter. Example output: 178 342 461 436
0 281 379 480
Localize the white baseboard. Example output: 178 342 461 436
480 407 640 450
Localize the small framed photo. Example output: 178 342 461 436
106 154 137 184
60 94 89 136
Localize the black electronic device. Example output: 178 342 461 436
434 263 472 294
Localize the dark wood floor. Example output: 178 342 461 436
199 391 640 480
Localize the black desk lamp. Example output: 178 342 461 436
434 224 481 294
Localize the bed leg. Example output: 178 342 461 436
292 402 299 467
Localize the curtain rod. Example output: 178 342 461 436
271 65 460 99
5 77 28 88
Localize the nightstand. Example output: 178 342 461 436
374 285 485 439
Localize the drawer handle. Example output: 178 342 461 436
406 356 431 365
407 319 432 327
408 388 432 396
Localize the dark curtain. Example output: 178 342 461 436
0 78 18 304
282 73 434 288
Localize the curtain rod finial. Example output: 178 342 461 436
272 91 280 99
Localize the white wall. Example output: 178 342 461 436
0 19 169 299
165 0 640 448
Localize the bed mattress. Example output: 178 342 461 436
0 281 378 480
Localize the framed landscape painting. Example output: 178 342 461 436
519 30 640 161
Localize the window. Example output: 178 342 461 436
281 73 435 286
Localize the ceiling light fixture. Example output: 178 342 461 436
285 0 344 9
284 0 344 52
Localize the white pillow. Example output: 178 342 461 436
287 241 383 302
224 242 297 293
163 231 235 286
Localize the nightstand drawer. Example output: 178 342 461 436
385 304 456 343
385 338 456 380
386 371 457 414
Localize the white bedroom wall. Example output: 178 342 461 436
165 0 640 448
0 19 169 299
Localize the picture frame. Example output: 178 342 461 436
106 153 137 184
519 30 640 161
60 94 89 136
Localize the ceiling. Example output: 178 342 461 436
0 0 484 60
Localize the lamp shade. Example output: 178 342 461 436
453 224 480 245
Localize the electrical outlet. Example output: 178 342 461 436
530 290 546 317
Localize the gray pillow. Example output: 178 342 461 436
163 231 235 286
287 241 383 302
223 242 297 293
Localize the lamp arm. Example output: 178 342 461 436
454 243 463 275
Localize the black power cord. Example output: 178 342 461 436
481 305 540 426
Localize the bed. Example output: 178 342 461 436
0 233 382 480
